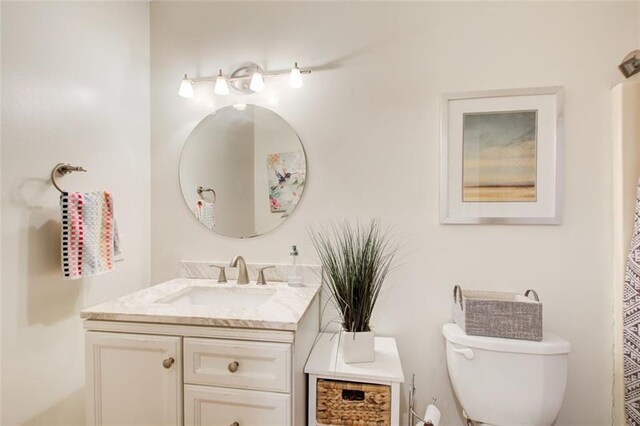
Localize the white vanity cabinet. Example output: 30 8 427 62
84 292 319 426
82 278 320 426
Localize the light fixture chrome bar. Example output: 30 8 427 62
189 69 311 84
179 62 311 97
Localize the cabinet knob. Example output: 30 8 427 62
228 361 239 373
230 423 240 426
162 357 175 369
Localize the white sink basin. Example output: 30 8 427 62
156 286 277 309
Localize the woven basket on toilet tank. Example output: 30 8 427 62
316 379 391 426
452 285 543 341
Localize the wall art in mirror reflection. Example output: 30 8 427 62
267 151 306 215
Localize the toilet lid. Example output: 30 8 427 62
442 323 571 355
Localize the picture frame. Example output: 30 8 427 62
440 87 563 224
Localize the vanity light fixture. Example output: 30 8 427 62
289 62 303 89
178 62 311 98
249 67 265 93
214 69 230 95
178 74 194 99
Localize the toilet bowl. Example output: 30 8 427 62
443 323 570 426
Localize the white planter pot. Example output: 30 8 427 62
340 330 375 363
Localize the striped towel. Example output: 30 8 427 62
194 199 215 230
60 191 121 280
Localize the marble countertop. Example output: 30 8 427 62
81 278 321 331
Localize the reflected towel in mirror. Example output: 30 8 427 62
194 199 215 230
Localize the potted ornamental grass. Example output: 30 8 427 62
309 220 398 363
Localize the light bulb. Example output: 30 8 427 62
214 69 229 95
249 69 265 93
178 74 194 98
289 62 303 89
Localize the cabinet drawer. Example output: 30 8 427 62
184 384 290 426
184 338 291 393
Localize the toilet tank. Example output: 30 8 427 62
443 323 571 426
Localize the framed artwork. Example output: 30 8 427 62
267 151 306 214
440 87 563 224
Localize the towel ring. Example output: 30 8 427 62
51 163 87 194
197 186 217 203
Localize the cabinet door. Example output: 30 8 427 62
184 384 290 426
86 331 182 426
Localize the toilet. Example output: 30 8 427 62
443 323 571 426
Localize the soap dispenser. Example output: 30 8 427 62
287 245 303 286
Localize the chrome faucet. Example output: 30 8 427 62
230 255 249 284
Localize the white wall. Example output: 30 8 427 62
1 2 150 424
150 2 639 424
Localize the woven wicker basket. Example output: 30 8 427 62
316 379 391 426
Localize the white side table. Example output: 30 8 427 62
304 333 405 426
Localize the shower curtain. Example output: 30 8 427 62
624 181 640 425
617 81 640 425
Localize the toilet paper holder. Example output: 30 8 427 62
408 374 441 426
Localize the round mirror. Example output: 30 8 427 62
180 104 307 238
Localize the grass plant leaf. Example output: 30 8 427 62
309 220 398 333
